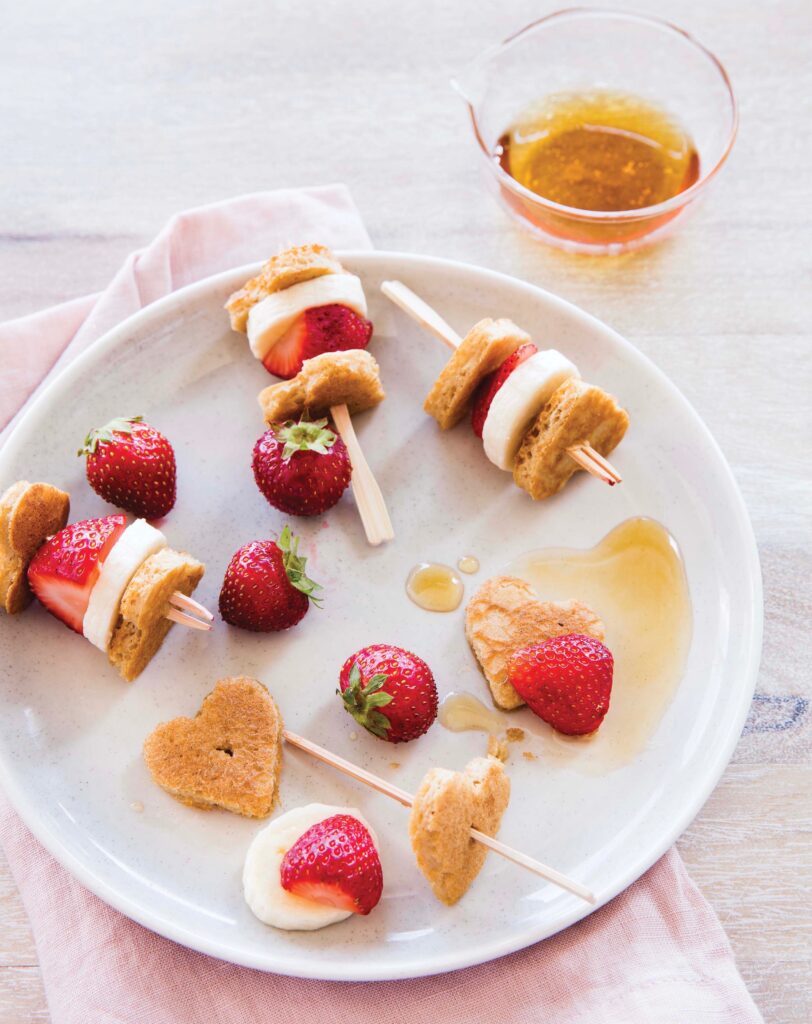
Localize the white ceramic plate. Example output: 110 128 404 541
0 252 761 981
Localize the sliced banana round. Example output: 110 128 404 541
243 803 378 931
482 350 579 471
82 519 167 651
246 274 367 360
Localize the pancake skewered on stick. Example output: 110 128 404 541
380 280 628 499
0 481 212 681
227 245 393 546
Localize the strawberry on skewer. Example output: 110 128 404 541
262 305 373 380
28 515 126 634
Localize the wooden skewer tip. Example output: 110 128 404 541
169 591 214 621
165 607 212 631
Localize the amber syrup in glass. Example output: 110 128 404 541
497 89 699 213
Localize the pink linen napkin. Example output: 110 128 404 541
0 185 763 1024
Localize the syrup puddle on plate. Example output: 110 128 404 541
441 518 692 774
406 563 464 612
440 691 507 734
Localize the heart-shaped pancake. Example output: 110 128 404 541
465 575 605 710
143 676 282 818
409 756 510 905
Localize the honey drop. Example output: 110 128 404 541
406 563 464 612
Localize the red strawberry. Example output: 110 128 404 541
507 633 614 735
252 417 351 517
280 814 383 915
261 304 373 379
78 416 176 519
470 343 538 438
27 515 127 633
218 526 321 632
338 644 438 743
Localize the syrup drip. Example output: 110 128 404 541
457 555 480 575
406 563 464 612
439 691 506 735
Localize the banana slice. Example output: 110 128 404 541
482 350 579 471
82 519 167 651
243 803 378 931
247 274 368 360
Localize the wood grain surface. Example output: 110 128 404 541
1 1 810 1021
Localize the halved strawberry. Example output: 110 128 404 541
262 304 373 379
280 814 383 915
27 515 127 633
471 343 538 438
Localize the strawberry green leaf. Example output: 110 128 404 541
361 673 388 696
363 709 392 739
78 415 144 456
275 417 337 462
364 692 394 709
338 662 394 738
348 662 362 690
277 525 323 606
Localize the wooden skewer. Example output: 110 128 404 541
583 445 623 484
381 280 462 350
169 591 214 621
381 279 621 488
566 445 622 486
330 403 394 547
283 728 596 905
165 606 212 631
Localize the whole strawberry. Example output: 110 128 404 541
219 526 321 632
508 633 614 735
280 814 383 915
78 416 176 519
338 644 438 743
253 417 351 517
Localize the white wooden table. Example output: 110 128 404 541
1 1 810 1020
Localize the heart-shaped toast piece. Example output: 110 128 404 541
465 575 605 710
143 676 282 818
409 756 510 905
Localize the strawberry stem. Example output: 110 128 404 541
78 415 143 457
277 525 323 606
339 662 393 738
275 417 337 462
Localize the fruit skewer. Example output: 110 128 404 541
227 245 394 547
1 481 212 681
381 280 624 489
283 728 596 904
